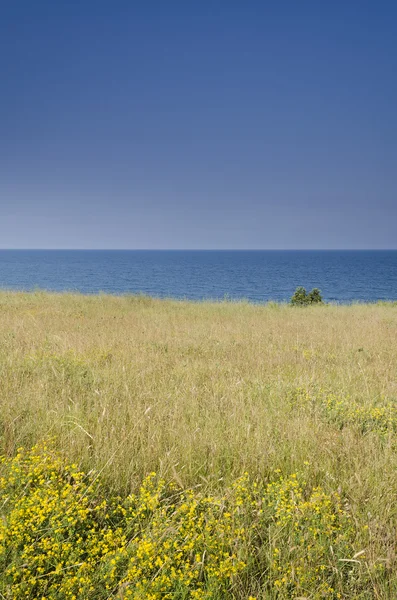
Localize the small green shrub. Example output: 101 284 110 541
308 288 323 304
291 287 323 306
290 286 308 305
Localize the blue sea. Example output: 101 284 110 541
0 250 396 303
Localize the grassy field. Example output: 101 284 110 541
0 291 397 598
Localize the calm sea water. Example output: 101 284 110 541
0 250 396 303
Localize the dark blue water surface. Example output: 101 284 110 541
0 250 396 303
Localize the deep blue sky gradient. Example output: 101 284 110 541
1 1 396 248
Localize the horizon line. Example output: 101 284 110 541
0 248 396 252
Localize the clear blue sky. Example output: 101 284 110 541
1 1 396 249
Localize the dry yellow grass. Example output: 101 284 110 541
0 291 397 596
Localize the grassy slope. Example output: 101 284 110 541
1 291 397 596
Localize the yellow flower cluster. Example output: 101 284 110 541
0 442 363 599
290 387 397 435
0 442 126 598
118 473 248 598
262 473 356 597
0 443 249 598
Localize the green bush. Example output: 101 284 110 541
291 287 323 306
308 287 323 304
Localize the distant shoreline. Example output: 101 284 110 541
0 288 396 306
